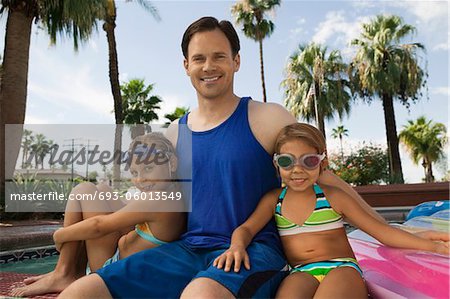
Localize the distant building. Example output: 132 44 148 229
15 169 85 181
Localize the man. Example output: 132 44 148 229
58 16 385 299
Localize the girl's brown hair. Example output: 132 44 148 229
275 123 327 155
128 132 175 154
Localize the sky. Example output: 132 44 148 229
1 0 448 183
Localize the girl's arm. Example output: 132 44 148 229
332 187 449 254
53 199 158 249
213 190 279 272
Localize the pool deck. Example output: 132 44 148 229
0 220 62 253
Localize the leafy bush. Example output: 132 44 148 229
1 173 76 220
329 143 390 186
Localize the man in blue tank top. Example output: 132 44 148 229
59 16 386 299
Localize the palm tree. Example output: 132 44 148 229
121 78 162 138
102 0 160 126
0 0 105 194
0 54 3 85
399 117 447 183
331 125 349 159
29 134 49 169
350 15 426 183
21 129 34 168
102 0 159 189
164 107 190 126
281 42 352 138
231 0 280 103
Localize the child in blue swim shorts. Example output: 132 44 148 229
10 132 185 298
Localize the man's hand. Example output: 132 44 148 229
213 245 250 272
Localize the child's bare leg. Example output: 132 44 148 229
80 183 124 272
314 267 367 299
11 183 115 297
275 272 319 299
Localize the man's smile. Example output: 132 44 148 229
201 76 221 82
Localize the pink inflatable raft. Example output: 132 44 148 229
348 215 449 298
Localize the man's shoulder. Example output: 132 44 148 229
165 119 181 147
248 100 291 116
247 99 297 154
248 100 297 131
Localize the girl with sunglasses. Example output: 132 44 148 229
11 133 185 297
213 123 449 298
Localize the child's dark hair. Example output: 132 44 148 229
181 16 240 58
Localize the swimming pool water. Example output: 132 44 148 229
0 255 58 274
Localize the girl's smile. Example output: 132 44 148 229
278 139 323 192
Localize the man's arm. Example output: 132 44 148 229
165 118 180 149
249 101 297 154
318 170 386 223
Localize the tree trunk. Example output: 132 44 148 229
425 158 434 183
258 39 267 103
422 159 427 182
315 83 326 139
103 1 124 190
318 113 326 141
381 93 404 183
112 125 122 190
0 7 34 200
428 164 434 183
21 145 26 168
103 23 123 124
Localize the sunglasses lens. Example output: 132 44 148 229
303 155 321 169
277 156 293 168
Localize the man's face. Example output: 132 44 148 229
184 29 240 100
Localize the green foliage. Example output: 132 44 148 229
164 106 190 126
231 0 280 41
331 125 349 158
46 179 76 201
20 130 57 169
41 0 107 50
282 42 351 135
121 78 162 124
329 144 390 186
88 171 99 182
0 0 107 50
349 14 425 183
1 173 73 220
399 116 447 182
350 15 426 105
232 0 281 102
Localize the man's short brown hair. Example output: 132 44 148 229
181 16 240 58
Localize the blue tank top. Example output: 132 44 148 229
177 97 282 250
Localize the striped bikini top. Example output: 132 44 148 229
275 184 344 236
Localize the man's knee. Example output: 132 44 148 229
180 277 235 299
57 274 112 299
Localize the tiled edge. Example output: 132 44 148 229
0 246 59 264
